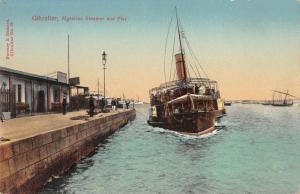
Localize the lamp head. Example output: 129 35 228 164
102 51 107 65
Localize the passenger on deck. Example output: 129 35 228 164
195 84 200 94
174 108 179 113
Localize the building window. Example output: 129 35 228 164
17 84 22 102
53 86 60 102
1 81 7 90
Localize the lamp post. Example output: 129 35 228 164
102 51 107 110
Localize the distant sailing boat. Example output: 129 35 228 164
271 90 295 106
147 8 224 135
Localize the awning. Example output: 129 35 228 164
167 93 213 104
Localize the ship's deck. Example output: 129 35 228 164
149 78 218 94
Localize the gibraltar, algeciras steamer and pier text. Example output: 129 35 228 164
32 16 113 22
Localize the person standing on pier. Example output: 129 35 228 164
111 98 116 111
125 101 130 109
115 99 119 111
62 97 67 115
100 98 105 112
89 96 95 117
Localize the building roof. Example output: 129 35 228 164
0 66 69 85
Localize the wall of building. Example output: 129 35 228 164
25 80 33 111
0 109 136 193
49 85 70 110
61 85 69 103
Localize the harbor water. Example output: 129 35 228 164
40 104 300 194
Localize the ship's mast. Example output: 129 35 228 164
283 90 289 104
175 8 187 82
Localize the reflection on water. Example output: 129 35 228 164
40 104 300 194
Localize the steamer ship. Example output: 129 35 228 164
147 9 225 135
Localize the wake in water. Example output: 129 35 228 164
149 126 223 140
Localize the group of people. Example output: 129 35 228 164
60 95 132 118
111 98 118 111
111 98 131 111
88 97 131 117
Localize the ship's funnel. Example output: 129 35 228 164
175 53 187 81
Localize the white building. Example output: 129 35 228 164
0 66 70 118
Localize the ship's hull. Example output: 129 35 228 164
271 103 293 107
148 110 216 134
215 108 226 118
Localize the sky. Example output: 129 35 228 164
0 0 300 101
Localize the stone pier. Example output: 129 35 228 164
0 109 136 194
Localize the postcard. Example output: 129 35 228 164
0 0 300 193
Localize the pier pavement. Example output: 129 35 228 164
0 110 128 142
